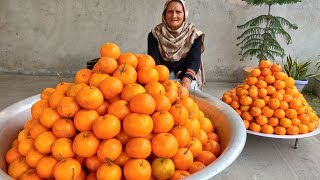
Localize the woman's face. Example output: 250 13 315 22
165 1 184 30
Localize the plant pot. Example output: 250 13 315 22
295 79 308 92
242 66 254 80
314 76 320 98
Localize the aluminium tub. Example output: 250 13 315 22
0 91 246 179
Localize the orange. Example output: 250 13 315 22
98 76 123 100
253 98 266 109
114 150 131 167
250 68 261 77
85 155 102 172
187 161 206 174
171 148 194 171
298 124 309 134
258 88 268 98
18 138 35 156
274 80 286 90
92 57 118 74
39 107 62 128
19 169 42 180
97 138 122 161
261 68 272 76
51 138 75 159
36 156 58 179
261 106 274 118
56 97 81 118
72 131 100 158
151 111 174 133
123 159 152 180
130 93 156 115
186 138 203 158
170 170 190 180
203 139 221 157
123 113 154 137
274 126 286 135
113 63 137 85
249 122 261 132
258 60 272 69
279 118 292 128
125 138 152 159
34 131 56 155
93 114 121 139
74 109 99 132
76 86 104 110
121 83 146 102
155 65 170 82
286 125 299 135
96 161 122 180
135 54 156 70
31 99 50 120
66 83 88 97
52 117 77 138
74 68 92 84
195 150 216 166
268 98 280 110
250 106 262 117
199 117 214 133
242 111 253 121
169 126 191 148
100 42 121 59
268 117 279 127
194 129 209 146
5 146 22 164
270 63 282 72
8 157 29 179
169 104 189 126
53 158 81 180
153 92 173 112
274 109 285 119
88 72 109 87
40 88 55 100
137 67 159 85
151 158 175 179
239 95 253 106
243 120 250 129
151 133 179 158
261 124 274 134
118 52 139 68
285 109 298 119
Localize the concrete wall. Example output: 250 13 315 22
0 0 319 82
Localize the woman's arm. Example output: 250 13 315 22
183 35 202 81
147 32 161 65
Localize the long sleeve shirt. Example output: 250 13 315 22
147 32 202 80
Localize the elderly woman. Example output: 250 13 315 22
148 0 205 90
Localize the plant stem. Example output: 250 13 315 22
259 4 272 61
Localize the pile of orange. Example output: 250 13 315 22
5 42 221 180
221 60 320 135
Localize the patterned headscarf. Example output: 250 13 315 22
151 0 206 89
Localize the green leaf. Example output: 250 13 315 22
237 15 269 29
237 27 265 40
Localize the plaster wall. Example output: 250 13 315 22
0 0 319 82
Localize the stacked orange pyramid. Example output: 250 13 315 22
221 60 320 135
4 42 221 180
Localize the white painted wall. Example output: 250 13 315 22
0 0 319 82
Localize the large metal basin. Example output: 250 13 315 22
0 91 246 179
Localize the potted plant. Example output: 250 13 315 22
236 0 301 78
283 55 320 92
314 61 320 97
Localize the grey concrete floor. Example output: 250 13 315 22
1 73 320 180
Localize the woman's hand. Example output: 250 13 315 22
181 77 192 88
